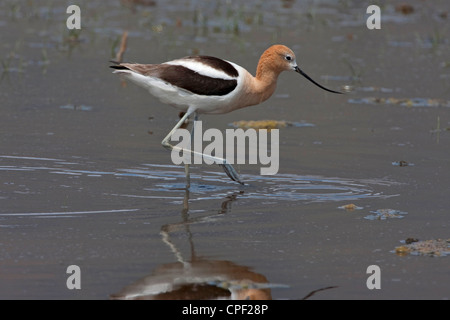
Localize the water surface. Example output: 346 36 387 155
1 0 449 299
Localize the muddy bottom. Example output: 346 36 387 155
0 1 449 299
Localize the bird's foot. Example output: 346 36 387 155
219 163 244 185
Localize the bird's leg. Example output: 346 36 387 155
162 110 244 185
162 111 193 189
196 117 243 184
218 163 243 184
184 112 198 188
184 162 190 189
200 121 243 184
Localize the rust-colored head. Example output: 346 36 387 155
256 45 298 77
257 44 342 94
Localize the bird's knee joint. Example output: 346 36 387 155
161 140 172 150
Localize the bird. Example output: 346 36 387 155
110 44 341 187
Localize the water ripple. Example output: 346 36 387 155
0 155 398 206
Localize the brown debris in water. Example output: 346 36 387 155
348 97 450 108
338 203 363 211
394 239 450 257
115 31 128 64
364 208 407 220
232 120 289 131
392 160 412 167
396 4 414 15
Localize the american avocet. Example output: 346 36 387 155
110 44 341 187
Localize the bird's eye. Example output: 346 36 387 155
285 55 292 61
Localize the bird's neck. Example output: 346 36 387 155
252 66 281 103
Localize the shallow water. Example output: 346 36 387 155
1 0 449 299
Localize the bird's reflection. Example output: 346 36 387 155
111 189 276 300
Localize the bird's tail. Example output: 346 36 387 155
109 60 130 71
